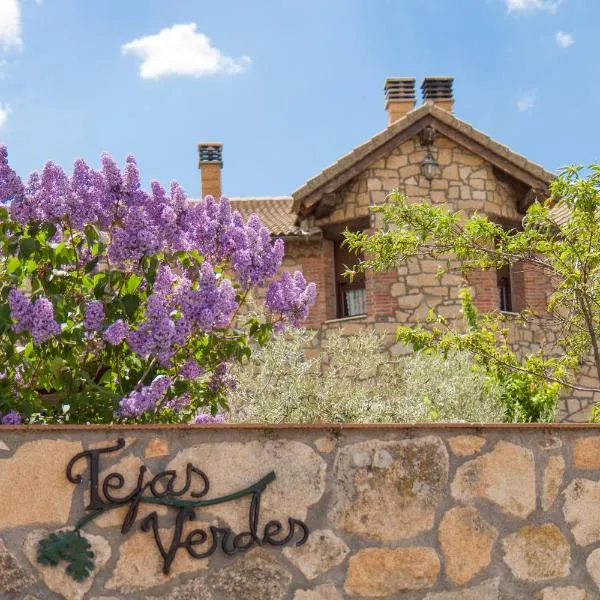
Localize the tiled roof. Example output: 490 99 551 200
549 203 571 227
229 196 299 235
292 103 555 210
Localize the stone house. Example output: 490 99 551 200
196 76 595 422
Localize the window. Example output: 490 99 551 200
334 238 366 318
497 264 513 312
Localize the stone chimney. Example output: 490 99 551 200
198 142 223 198
421 77 454 112
384 78 416 125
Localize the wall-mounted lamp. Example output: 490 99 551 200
420 151 441 181
419 125 440 181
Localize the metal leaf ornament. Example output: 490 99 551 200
37 530 95 582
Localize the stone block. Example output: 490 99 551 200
536 587 588 600
210 550 292 600
345 547 440 596
0 537 36 593
447 435 486 456
0 440 82 528
283 529 349 580
329 437 448 542
563 478 600 546
293 584 343 600
24 529 110 600
502 524 570 581
451 441 535 519
439 506 497 584
167 441 326 532
573 437 600 469
542 454 565 511
423 578 500 600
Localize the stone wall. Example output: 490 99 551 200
3 425 600 599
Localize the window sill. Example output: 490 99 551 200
324 314 368 325
499 310 520 317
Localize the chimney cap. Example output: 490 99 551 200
421 76 454 101
384 77 416 107
198 142 223 166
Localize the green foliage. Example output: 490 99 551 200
228 329 505 423
344 166 600 419
397 289 561 422
37 530 95 582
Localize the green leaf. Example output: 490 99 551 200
37 530 95 582
84 256 100 274
121 294 141 319
126 274 143 294
6 257 20 274
19 237 38 259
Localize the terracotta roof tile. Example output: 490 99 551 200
229 196 299 235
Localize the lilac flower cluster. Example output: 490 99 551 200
0 146 24 205
103 319 128 345
265 271 317 329
0 410 23 425
180 358 204 380
116 375 171 418
164 393 192 412
192 411 225 424
0 146 318 424
208 363 237 392
177 262 238 332
83 301 105 331
8 289 61 344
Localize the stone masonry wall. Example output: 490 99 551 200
286 132 595 421
3 425 600 599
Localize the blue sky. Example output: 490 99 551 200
0 0 597 198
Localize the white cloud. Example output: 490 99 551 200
556 31 575 47
121 23 251 80
0 0 22 50
0 104 10 128
516 91 536 112
506 0 562 13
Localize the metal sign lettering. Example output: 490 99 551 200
37 438 309 581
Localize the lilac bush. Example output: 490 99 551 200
0 146 315 424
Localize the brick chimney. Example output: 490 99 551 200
198 142 223 198
421 77 454 112
384 78 416 125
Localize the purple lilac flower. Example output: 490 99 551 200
123 155 140 194
265 271 317 329
127 293 177 365
30 298 61 344
231 214 284 289
83 301 105 331
103 319 128 345
8 289 32 333
207 363 237 392
192 411 225 424
1 410 23 425
153 264 177 296
8 290 60 344
0 146 24 206
68 159 104 228
116 375 171 419
164 393 192 412
180 358 204 380
178 262 238 332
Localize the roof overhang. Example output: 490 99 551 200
292 103 554 219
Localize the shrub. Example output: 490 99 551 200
0 147 315 424
228 329 505 423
